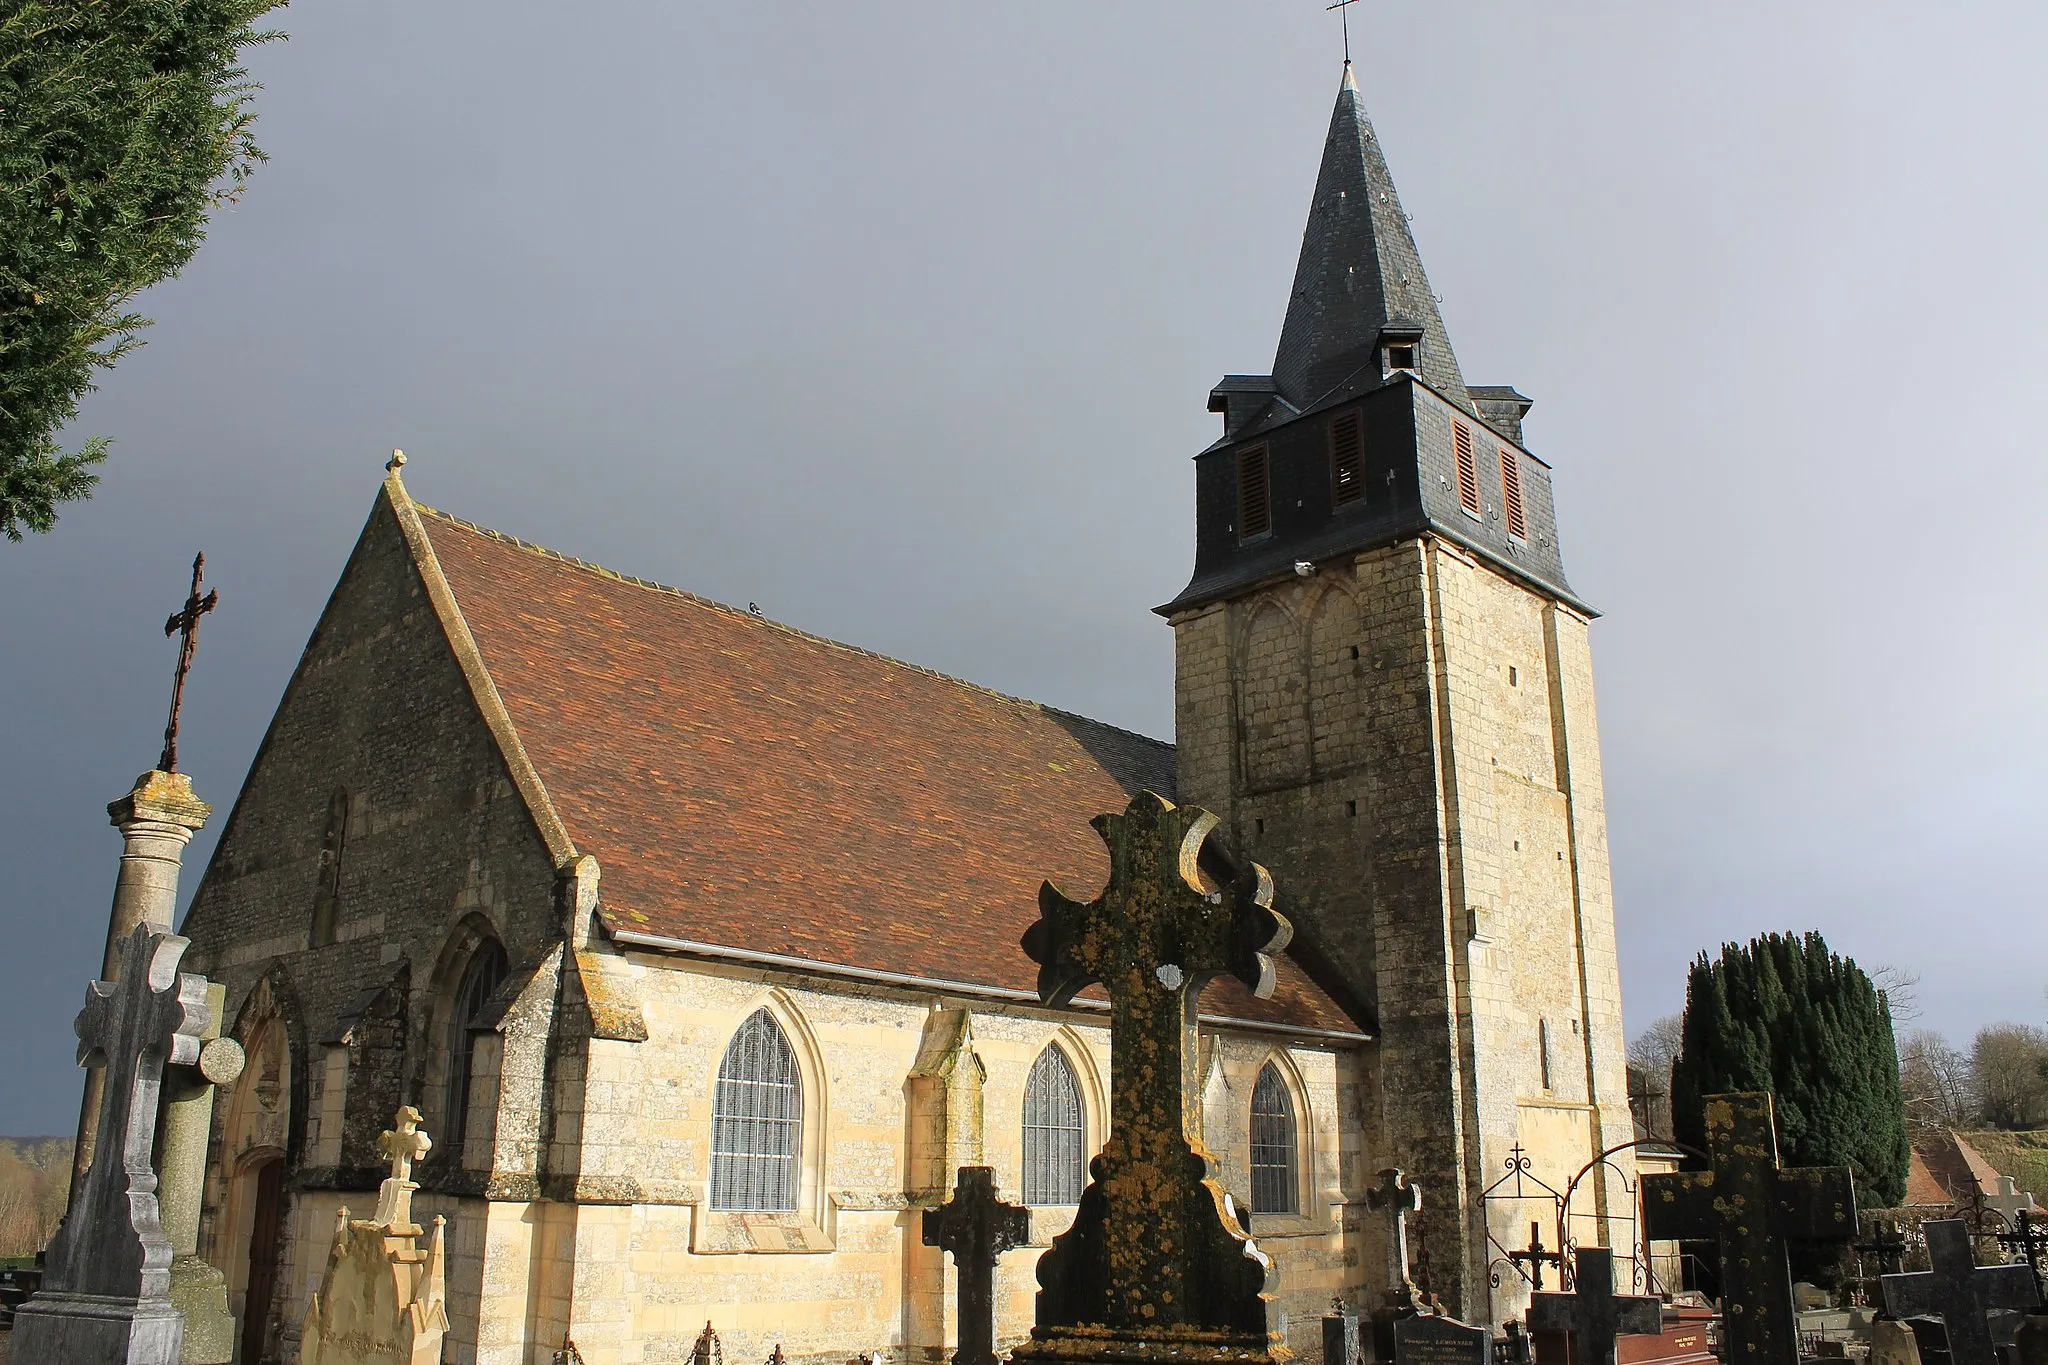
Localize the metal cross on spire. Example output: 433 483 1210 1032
158 552 218 774
1327 0 1362 65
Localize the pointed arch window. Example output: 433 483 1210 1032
712 1010 803 1211
443 939 507 1153
310 788 349 948
1250 1063 1299 1215
1022 1047 1085 1206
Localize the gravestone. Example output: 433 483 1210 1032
1011 792 1293 1365
1641 1091 1857 1365
1394 1312 1491 1365
1527 1247 1661 1365
157 980 244 1364
1881 1220 2038 1365
1871 1318 1925 1365
1325 1300 1362 1365
11 926 211 1365
1366 1169 1425 1363
1988 1179 2039 1225
299 1106 450 1365
922 1166 1030 1365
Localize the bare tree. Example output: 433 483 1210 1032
1969 1023 2048 1130
1629 1013 1685 1080
1899 1029 1971 1130
1869 963 1923 1025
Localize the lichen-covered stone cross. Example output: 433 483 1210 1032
1014 792 1292 1360
373 1105 432 1228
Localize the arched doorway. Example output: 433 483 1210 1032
236 1155 285 1364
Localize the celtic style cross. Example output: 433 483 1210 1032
1508 1220 1565 1292
1881 1220 2039 1365
373 1104 433 1227
35 926 209 1303
922 1166 1031 1365
1528 1247 1662 1365
1367 1167 1422 1306
1641 1092 1856 1365
1016 792 1291 1357
158 552 218 774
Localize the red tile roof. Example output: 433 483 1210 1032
416 507 1365 1039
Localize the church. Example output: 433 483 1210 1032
179 61 1635 1365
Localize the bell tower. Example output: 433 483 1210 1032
1161 63 1635 1324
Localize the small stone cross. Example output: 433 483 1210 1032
1881 1219 2039 1365
1641 1092 1856 1365
1988 1175 2039 1222
1366 1167 1422 1307
1508 1220 1565 1292
1995 1209 2048 1300
373 1105 432 1227
922 1166 1031 1365
1528 1247 1663 1365
1017 792 1291 1352
42 925 209 1302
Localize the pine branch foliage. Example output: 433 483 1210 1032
1672 931 1910 1208
0 0 284 539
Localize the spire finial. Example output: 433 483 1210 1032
386 448 406 474
1327 0 1361 65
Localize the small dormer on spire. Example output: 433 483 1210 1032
1270 64 1470 415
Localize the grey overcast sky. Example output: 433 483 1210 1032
3 3 2043 1132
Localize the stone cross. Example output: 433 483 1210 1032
1528 1247 1663 1365
922 1166 1031 1365
1508 1220 1565 1292
158 552 218 775
1881 1219 2040 1365
1995 1209 2048 1300
1641 1091 1856 1365
1368 1167 1423 1307
1014 792 1292 1363
1989 1176 2040 1222
11 925 210 1365
373 1105 433 1228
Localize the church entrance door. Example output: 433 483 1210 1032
238 1156 285 1364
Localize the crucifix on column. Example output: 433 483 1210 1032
923 1166 1031 1365
1641 1092 1857 1365
158 552 218 775
1881 1220 2039 1365
1012 792 1292 1365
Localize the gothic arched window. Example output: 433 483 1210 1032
1022 1046 1084 1206
1249 1063 1299 1215
443 939 507 1153
310 788 349 948
711 1010 803 1211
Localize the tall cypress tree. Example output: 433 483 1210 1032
1672 932 1909 1209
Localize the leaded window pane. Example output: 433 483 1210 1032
1022 1047 1084 1206
1250 1063 1298 1215
445 939 508 1152
711 1010 803 1212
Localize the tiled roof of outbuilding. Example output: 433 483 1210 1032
410 502 1365 1040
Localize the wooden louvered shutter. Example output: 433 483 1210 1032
1330 411 1363 505
1238 445 1272 539
1453 422 1481 516
1499 447 1527 540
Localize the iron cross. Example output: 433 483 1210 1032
1995 1209 2048 1299
158 552 218 774
1641 1092 1857 1365
1508 1220 1566 1291
1327 0 1362 64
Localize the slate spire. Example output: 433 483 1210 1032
1271 63 1470 412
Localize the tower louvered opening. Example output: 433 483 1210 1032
1499 447 1526 540
1238 446 1272 539
1330 411 1364 506
1452 421 1481 517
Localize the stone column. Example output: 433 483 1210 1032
160 983 245 1364
71 771 212 1189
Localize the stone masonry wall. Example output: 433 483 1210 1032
1170 535 1634 1324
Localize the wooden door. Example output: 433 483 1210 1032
238 1158 285 1364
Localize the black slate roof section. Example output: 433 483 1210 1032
1272 64 1472 416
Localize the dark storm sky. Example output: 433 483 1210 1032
2 3 2043 1132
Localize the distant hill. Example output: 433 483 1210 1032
1954 1129 2048 1201
0 1138 74 1259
